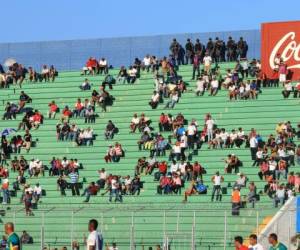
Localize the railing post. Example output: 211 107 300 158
42 212 45 247
71 210 74 250
40 225 44 250
176 210 179 233
224 211 227 250
256 210 259 235
130 212 135 250
288 210 292 250
163 210 166 244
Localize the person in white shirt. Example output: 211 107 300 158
187 123 197 149
98 58 108 74
195 77 205 96
165 91 179 109
211 171 224 201
248 234 264 250
108 243 118 250
128 66 137 84
203 53 212 73
86 219 103 250
33 183 42 202
83 127 94 146
149 91 160 109
282 81 293 98
143 55 151 72
210 78 219 96
206 118 215 142
130 113 140 133
250 136 258 160
170 160 179 173
180 133 188 160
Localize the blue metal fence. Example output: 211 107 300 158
0 29 260 71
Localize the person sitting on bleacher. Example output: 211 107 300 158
98 58 108 75
18 91 32 112
2 102 18 120
127 66 137 84
149 91 160 109
49 65 57 82
28 67 37 82
117 66 128 84
80 78 91 90
59 122 71 141
82 182 99 202
105 120 117 140
164 91 179 109
294 80 300 98
33 183 42 202
29 110 42 130
41 65 50 82
82 57 97 75
158 113 172 132
82 127 94 146
48 101 59 119
282 81 293 98
73 98 84 118
130 113 140 133
61 106 72 123
102 74 115 90
84 107 95 123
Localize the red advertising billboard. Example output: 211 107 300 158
261 20 300 80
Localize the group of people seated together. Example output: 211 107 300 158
0 36 299 225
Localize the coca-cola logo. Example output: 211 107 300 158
269 32 300 70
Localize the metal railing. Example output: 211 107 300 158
0 204 296 250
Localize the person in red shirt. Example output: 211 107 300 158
158 161 167 175
73 98 84 118
234 236 248 250
158 113 171 132
48 101 58 119
30 110 42 129
60 106 72 123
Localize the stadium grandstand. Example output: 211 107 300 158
0 19 299 250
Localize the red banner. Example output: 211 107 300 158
261 20 300 80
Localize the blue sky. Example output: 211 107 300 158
1 0 300 43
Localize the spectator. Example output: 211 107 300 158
86 219 103 250
234 236 248 250
104 120 117 140
231 186 241 216
98 58 108 74
268 233 287 250
48 101 59 119
20 231 33 244
57 176 67 196
4 223 20 249
274 184 286 207
80 78 91 90
248 234 264 250
82 182 99 202
69 169 80 196
164 91 179 109
149 91 160 109
211 171 224 202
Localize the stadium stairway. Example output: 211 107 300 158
0 63 299 249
